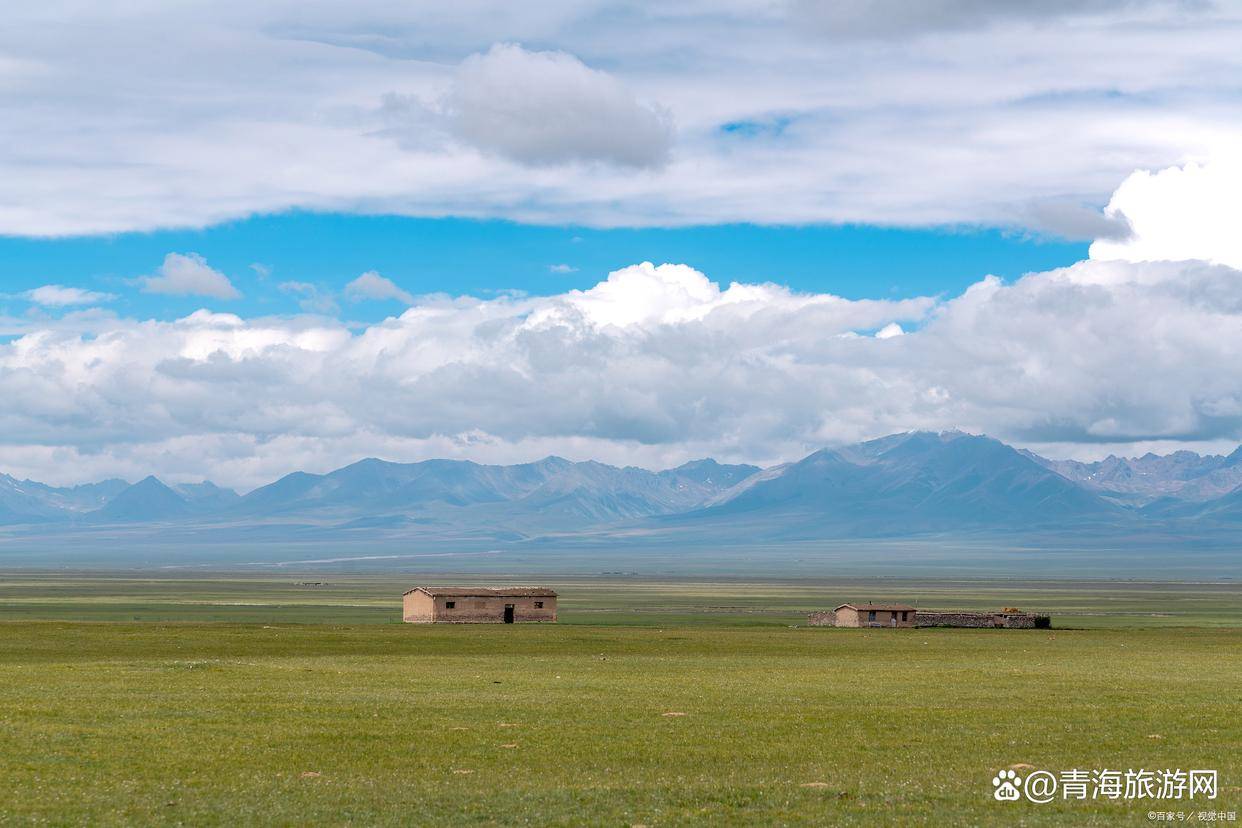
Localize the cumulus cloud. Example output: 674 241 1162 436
1089 159 1242 269
1015 199 1133 242
23 285 115 307
447 43 674 168
4 256 1242 489
345 271 415 304
549 264 578 274
139 253 241 299
279 281 339 314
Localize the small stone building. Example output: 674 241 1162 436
402 586 557 624
830 603 917 628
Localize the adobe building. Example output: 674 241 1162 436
828 603 916 628
402 586 557 624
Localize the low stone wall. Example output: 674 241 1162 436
806 609 1049 628
915 611 1044 629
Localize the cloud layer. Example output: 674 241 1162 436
4 255 1241 489
791 0 1169 37
2 1 1239 235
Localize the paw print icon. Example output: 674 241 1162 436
992 769 1023 802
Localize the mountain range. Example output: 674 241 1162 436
1024 447 1242 504
4 432 1242 548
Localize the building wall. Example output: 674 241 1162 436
404 593 557 623
820 608 915 628
402 590 436 623
851 609 914 627
834 607 861 627
863 609 914 628
915 611 1041 629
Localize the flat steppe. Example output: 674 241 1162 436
1 574 1238 825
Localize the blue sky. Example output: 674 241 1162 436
1 214 1086 322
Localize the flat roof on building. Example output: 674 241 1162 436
403 586 558 598
835 603 916 612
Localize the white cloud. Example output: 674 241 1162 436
1089 158 1242 270
1013 199 1133 242
875 322 904 339
344 271 415 304
139 253 240 299
448 43 673 168
791 0 1171 37
4 256 1242 488
1 2 1238 235
24 285 115 306
549 264 578 273
279 281 339 314
549 262 734 328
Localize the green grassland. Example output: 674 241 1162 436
1 574 1240 825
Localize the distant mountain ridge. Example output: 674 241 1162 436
1 474 241 525
92 476 193 523
229 455 761 525
2 433 1242 546
1 474 129 522
679 431 1123 539
1024 447 1242 504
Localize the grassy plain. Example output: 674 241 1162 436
0 574 1239 825
1 572 1239 626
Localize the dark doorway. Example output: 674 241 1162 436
503 605 514 624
